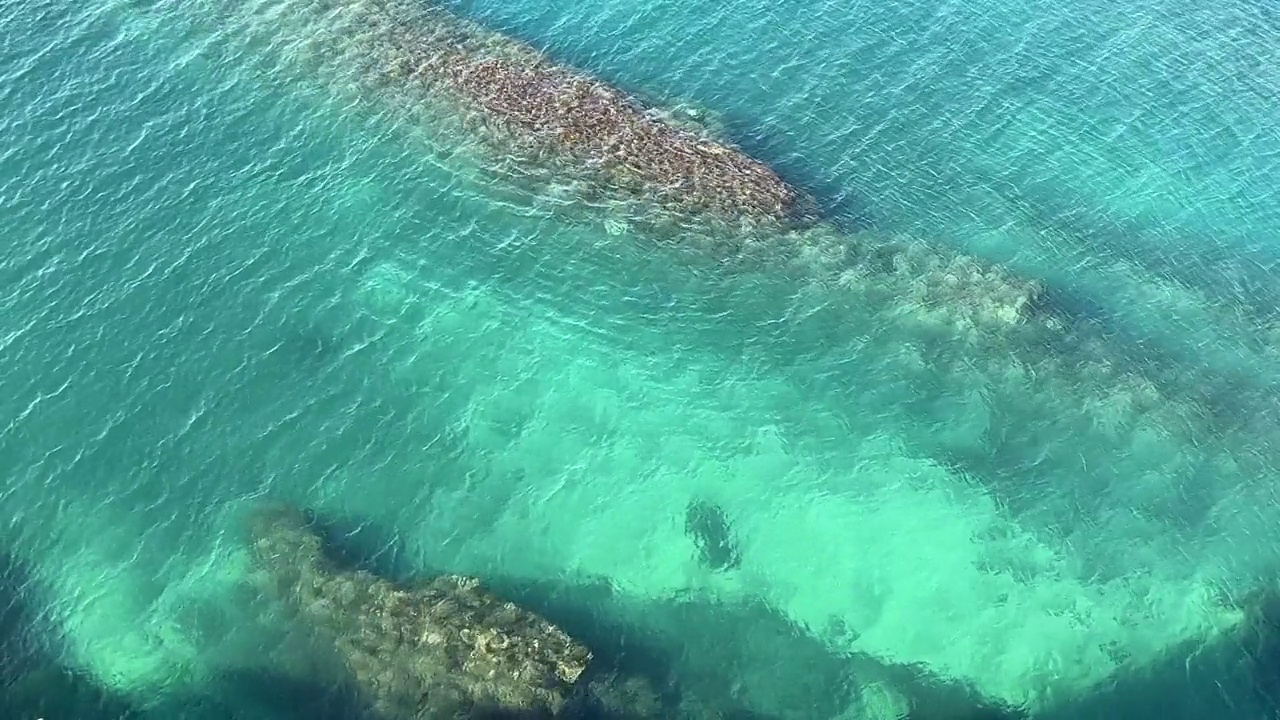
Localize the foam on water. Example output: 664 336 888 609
3 0 1280 717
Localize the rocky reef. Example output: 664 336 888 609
781 224 1051 335
246 504 643 718
383 3 1056 335
240 0 1052 334
352 0 815 228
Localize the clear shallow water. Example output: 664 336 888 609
2 0 1280 718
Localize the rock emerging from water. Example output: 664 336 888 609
246 505 593 718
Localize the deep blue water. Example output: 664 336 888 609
2 0 1280 718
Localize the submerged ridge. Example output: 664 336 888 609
371 0 816 226
249 0 1050 332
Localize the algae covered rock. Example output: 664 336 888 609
246 504 591 718
342 0 817 229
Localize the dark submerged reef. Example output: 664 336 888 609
1028 584 1280 720
1242 585 1280 713
166 668 369 720
246 504 617 718
1 667 140 720
0 551 41 685
369 0 815 228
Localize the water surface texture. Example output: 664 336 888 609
3 0 1280 718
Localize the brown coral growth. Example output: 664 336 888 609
246 505 592 718
365 1 814 227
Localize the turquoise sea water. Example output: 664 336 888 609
3 0 1280 718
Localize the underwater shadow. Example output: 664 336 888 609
306 507 420 585
0 550 44 684
0 551 142 719
475 569 1026 720
1033 586 1280 720
311 507 1022 720
196 667 371 720
268 314 355 373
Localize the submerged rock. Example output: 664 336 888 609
264 0 816 231
254 0 1057 337
374 1 814 228
246 505 592 718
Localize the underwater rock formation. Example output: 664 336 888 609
239 0 1049 333
246 504 593 718
370 3 1051 335
369 1 814 227
784 225 1050 334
